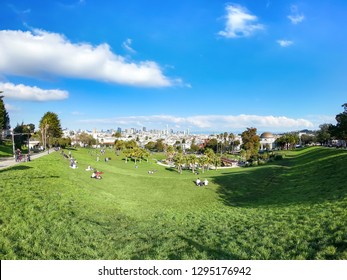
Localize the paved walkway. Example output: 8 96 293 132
0 150 55 170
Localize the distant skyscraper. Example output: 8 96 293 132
117 127 122 133
143 127 146 132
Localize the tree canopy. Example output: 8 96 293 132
13 122 35 149
39 112 63 148
241 127 260 159
0 94 10 140
330 103 347 142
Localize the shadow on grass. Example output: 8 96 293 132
213 148 347 207
0 165 32 173
177 235 239 259
128 235 239 260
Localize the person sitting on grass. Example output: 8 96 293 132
196 178 201 186
85 165 93 171
94 171 103 179
203 179 208 186
91 171 102 179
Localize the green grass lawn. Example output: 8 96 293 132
0 146 346 259
0 141 14 157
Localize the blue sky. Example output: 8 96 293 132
0 0 346 133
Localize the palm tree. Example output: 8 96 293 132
228 132 235 152
204 148 215 170
186 154 197 173
213 154 221 170
173 152 184 174
166 145 175 164
198 155 209 173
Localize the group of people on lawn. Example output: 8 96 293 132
86 165 103 179
195 178 208 186
61 149 103 179
62 149 211 184
15 149 30 162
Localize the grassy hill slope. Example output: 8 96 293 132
0 147 346 259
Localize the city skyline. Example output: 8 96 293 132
1 0 346 133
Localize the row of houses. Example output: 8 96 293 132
64 128 281 151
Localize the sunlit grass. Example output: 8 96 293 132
0 146 346 259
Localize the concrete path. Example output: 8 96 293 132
0 150 55 170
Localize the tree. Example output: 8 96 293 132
114 139 125 155
155 139 166 152
131 147 142 164
166 145 175 163
144 141 156 151
113 131 122 138
57 137 71 148
13 122 34 149
233 139 241 150
241 127 260 160
198 155 209 173
190 137 200 153
275 133 299 150
186 154 197 173
300 133 316 146
228 132 235 151
316 124 331 145
330 103 347 145
142 149 150 162
213 154 221 170
125 139 138 149
123 149 132 163
0 94 10 141
39 112 62 149
77 132 95 147
173 152 184 174
204 138 218 153
204 148 215 170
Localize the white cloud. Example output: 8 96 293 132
122 38 136 54
288 14 304 24
0 29 175 87
4 103 20 111
78 114 313 132
277 40 293 47
7 4 31 15
288 5 305 24
218 4 264 38
0 82 68 101
306 115 336 126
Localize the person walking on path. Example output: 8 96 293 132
0 149 56 170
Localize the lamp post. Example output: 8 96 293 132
10 130 30 160
27 125 31 154
11 129 15 159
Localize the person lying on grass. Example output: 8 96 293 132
91 171 103 179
